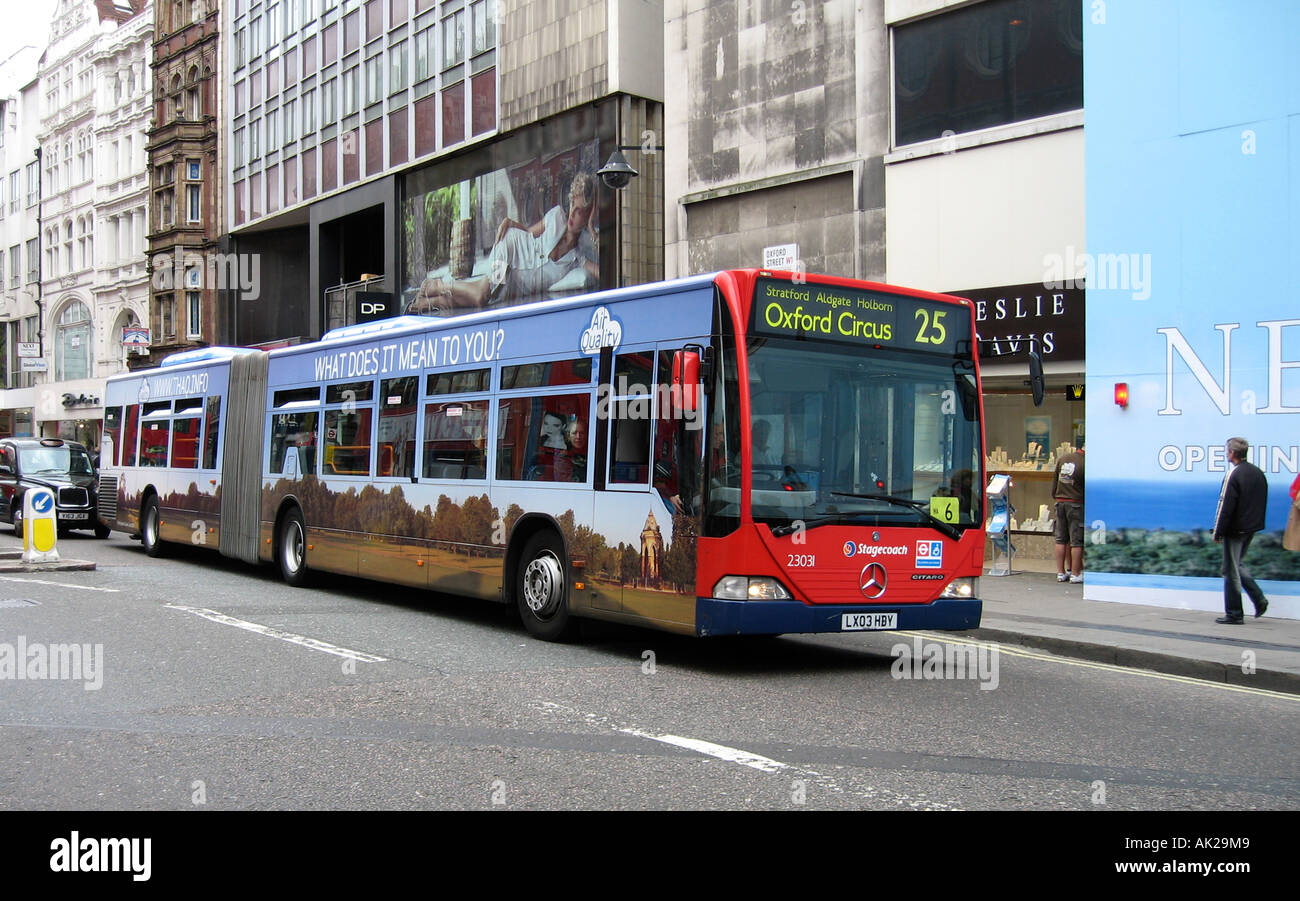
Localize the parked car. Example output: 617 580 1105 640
0 438 110 539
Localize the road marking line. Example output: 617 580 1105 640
899 630 1300 702
617 727 788 773
164 603 387 663
0 576 121 593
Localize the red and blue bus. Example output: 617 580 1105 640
98 270 986 640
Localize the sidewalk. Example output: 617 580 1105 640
974 563 1300 695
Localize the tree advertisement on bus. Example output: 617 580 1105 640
401 138 603 316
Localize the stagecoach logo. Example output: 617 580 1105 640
842 540 856 558
860 562 888 599
580 306 622 354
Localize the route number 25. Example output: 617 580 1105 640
914 309 948 345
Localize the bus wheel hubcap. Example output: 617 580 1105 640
523 552 563 617
285 524 303 572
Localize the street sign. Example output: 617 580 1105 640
123 327 151 346
763 244 799 269
17 342 39 358
20 359 48 372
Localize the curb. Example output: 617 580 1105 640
970 626 1300 697
0 560 97 572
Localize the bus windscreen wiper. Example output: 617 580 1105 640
828 492 962 541
769 513 875 537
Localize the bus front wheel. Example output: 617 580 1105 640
279 508 311 587
517 531 578 642
141 497 164 557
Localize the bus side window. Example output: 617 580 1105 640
203 396 221 469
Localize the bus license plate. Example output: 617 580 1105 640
842 612 897 631
58 512 89 520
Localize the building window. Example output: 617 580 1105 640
8 171 17 213
342 68 358 115
234 127 245 167
25 161 37 206
187 159 201 181
390 40 408 93
154 293 176 343
266 108 278 147
55 300 92 381
414 25 435 81
322 79 337 122
6 246 15 289
250 119 261 160
470 0 495 56
365 55 383 105
892 0 1083 146
24 240 35 284
302 89 315 134
442 10 464 70
283 99 296 143
187 184 201 222
234 29 246 69
186 291 201 338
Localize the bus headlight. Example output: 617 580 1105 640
940 577 978 599
713 576 792 600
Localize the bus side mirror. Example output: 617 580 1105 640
1028 347 1045 407
672 349 701 414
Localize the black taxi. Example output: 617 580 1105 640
0 438 110 538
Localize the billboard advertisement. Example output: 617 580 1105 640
401 139 603 316
1084 0 1300 611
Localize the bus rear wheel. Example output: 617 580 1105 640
141 497 164 557
279 508 311 587
517 531 578 642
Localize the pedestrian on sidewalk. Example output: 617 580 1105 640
1213 437 1269 624
1052 437 1085 583
1284 472 1300 552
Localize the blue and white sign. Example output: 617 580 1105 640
916 540 943 570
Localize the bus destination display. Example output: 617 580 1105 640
752 278 967 354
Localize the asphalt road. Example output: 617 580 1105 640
0 530 1296 811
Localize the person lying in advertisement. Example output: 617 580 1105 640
412 173 599 313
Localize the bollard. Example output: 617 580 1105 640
21 488 61 564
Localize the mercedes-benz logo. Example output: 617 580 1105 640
860 562 887 599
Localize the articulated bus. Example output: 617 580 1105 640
98 269 987 640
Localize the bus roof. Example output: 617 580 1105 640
268 271 723 360
160 347 263 367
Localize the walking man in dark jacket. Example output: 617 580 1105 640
1213 437 1269 624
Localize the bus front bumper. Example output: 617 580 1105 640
695 597 982 636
